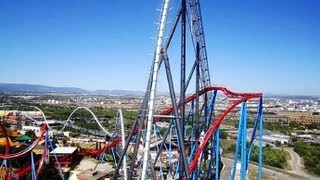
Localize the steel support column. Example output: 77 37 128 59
179 0 187 178
240 102 247 180
259 98 263 180
215 128 220 180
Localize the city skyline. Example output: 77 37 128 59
1 0 319 95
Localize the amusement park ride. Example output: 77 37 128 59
0 0 264 179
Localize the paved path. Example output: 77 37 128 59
221 157 302 180
285 147 318 180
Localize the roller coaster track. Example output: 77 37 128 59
57 106 112 137
0 126 10 155
0 124 47 159
0 105 121 179
0 105 114 149
158 86 262 118
0 105 62 178
188 94 261 173
105 86 262 168
19 106 113 137
0 87 262 179
1 105 113 150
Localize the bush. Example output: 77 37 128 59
250 146 287 169
25 130 36 139
220 129 228 139
293 142 320 175
36 163 62 180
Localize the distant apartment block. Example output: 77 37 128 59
264 114 289 123
270 111 320 124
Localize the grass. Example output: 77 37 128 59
221 139 236 150
248 169 276 180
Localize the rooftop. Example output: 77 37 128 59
50 147 77 154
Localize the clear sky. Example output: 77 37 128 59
0 0 319 95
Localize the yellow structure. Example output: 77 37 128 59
0 137 20 147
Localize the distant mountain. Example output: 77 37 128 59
0 83 145 95
0 83 88 94
0 83 317 98
264 94 319 100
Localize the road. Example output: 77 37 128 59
221 157 302 180
285 148 318 180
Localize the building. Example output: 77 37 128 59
278 111 320 124
0 110 45 120
296 134 320 144
264 114 289 123
227 128 290 145
261 134 290 145
50 147 78 171
21 125 43 137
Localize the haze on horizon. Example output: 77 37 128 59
0 0 319 96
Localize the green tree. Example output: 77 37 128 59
220 129 228 139
275 140 281 147
36 163 62 180
293 142 320 175
226 144 236 153
25 130 36 139
250 146 287 169
0 121 11 128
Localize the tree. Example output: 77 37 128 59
306 123 320 130
220 129 228 139
0 121 11 128
36 163 62 180
275 140 281 147
226 144 236 153
250 146 287 169
62 137 68 146
291 137 298 143
265 143 271 148
25 130 36 139
293 142 320 175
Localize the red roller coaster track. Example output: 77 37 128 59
188 94 261 173
104 86 262 171
0 125 48 178
0 86 261 177
0 125 48 159
0 126 10 159
158 86 262 172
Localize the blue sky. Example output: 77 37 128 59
0 0 319 95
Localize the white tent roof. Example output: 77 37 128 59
50 147 77 154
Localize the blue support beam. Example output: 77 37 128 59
215 128 220 180
206 136 215 179
45 130 49 164
247 97 263 170
31 152 36 180
48 136 65 180
232 102 249 180
240 102 247 180
231 103 245 180
206 90 218 128
184 101 194 137
258 98 264 179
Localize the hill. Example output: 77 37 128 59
0 83 145 95
0 83 88 94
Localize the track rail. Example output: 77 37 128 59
188 94 261 173
58 106 113 137
0 125 48 159
105 86 262 169
0 87 262 178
